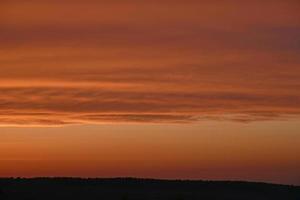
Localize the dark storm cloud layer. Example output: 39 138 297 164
0 0 300 125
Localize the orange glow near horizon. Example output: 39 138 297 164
0 0 300 185
0 121 300 185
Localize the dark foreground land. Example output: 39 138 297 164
0 178 299 200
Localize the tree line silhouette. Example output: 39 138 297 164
0 178 299 200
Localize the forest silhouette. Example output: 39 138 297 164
0 178 299 200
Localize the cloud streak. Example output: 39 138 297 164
0 0 300 125
0 86 299 126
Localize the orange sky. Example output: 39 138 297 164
1 121 300 185
0 0 300 185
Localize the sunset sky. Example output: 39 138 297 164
0 0 300 185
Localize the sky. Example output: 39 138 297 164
0 0 300 185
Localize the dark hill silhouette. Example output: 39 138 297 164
0 178 299 200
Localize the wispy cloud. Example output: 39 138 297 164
0 85 299 126
0 0 299 126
